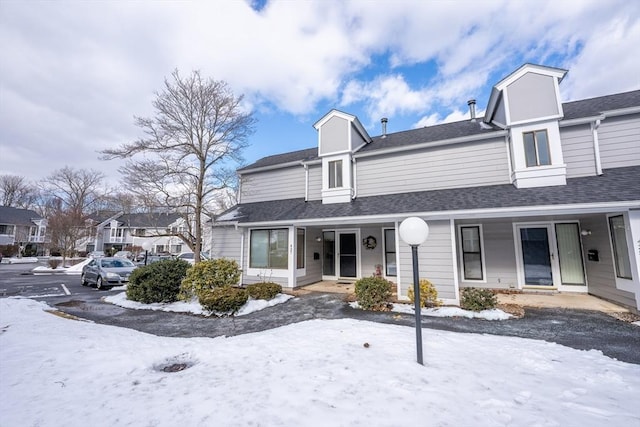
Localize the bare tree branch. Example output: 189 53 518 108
100 70 255 261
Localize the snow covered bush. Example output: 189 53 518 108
47 259 61 269
199 286 248 315
246 282 282 300
127 259 191 304
460 287 497 311
407 279 441 308
179 258 241 300
355 277 393 311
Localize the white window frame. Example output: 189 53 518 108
328 160 343 188
607 214 633 281
247 227 290 279
295 227 306 276
382 228 397 277
458 224 486 282
523 129 551 167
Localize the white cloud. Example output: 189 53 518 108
0 0 638 185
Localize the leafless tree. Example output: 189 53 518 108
43 167 107 216
101 70 255 262
0 175 38 208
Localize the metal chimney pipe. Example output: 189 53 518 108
467 99 476 122
381 117 388 138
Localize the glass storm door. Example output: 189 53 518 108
519 226 554 286
338 232 357 278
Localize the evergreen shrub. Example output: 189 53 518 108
354 277 393 311
407 279 441 308
460 287 498 311
199 286 248 315
179 258 241 300
246 282 282 300
126 259 191 304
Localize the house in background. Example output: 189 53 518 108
80 212 192 255
213 64 640 313
0 206 47 256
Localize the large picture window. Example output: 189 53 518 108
608 215 632 279
250 229 289 269
328 160 343 188
523 130 551 167
384 229 396 276
461 226 484 280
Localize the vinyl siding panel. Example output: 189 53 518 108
211 226 243 263
507 73 559 123
357 138 510 197
319 116 349 155
398 220 455 300
308 165 322 201
599 114 640 169
457 220 518 289
581 215 637 308
296 227 323 287
560 124 596 178
240 166 305 203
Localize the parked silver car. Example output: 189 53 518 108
81 257 137 290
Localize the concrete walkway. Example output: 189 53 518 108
299 281 631 314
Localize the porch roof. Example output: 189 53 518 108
217 166 640 225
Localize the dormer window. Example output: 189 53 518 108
328 160 343 188
523 130 551 167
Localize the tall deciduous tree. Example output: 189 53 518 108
0 175 37 208
101 70 255 262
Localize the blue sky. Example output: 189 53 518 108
1 0 639 186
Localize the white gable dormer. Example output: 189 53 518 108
484 64 568 188
313 110 371 203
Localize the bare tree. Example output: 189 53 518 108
101 70 255 262
0 175 37 208
43 167 107 216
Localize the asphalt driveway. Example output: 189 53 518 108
50 291 640 365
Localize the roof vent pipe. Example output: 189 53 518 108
381 117 388 138
467 99 476 122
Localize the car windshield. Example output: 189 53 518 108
100 259 134 268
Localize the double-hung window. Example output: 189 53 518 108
328 160 343 188
523 130 551 167
460 226 484 280
250 229 289 269
384 229 397 276
608 215 632 279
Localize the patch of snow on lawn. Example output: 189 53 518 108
1 298 639 427
104 292 294 317
350 301 512 320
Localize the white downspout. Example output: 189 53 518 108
591 119 603 175
303 163 309 202
505 134 514 183
237 224 245 286
351 158 357 199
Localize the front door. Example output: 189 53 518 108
516 223 586 290
338 232 357 278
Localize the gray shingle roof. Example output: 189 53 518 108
0 206 43 226
239 90 640 172
116 212 182 228
562 90 640 120
218 166 640 224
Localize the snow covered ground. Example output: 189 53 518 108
2 298 639 426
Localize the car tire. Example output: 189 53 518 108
81 273 88 287
96 276 104 290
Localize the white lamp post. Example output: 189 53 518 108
141 241 153 265
399 217 430 365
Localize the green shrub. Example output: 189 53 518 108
199 286 248 315
246 282 282 300
127 259 191 304
354 277 393 311
407 279 441 308
460 287 498 311
179 258 241 300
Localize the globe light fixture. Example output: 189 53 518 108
399 216 430 365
